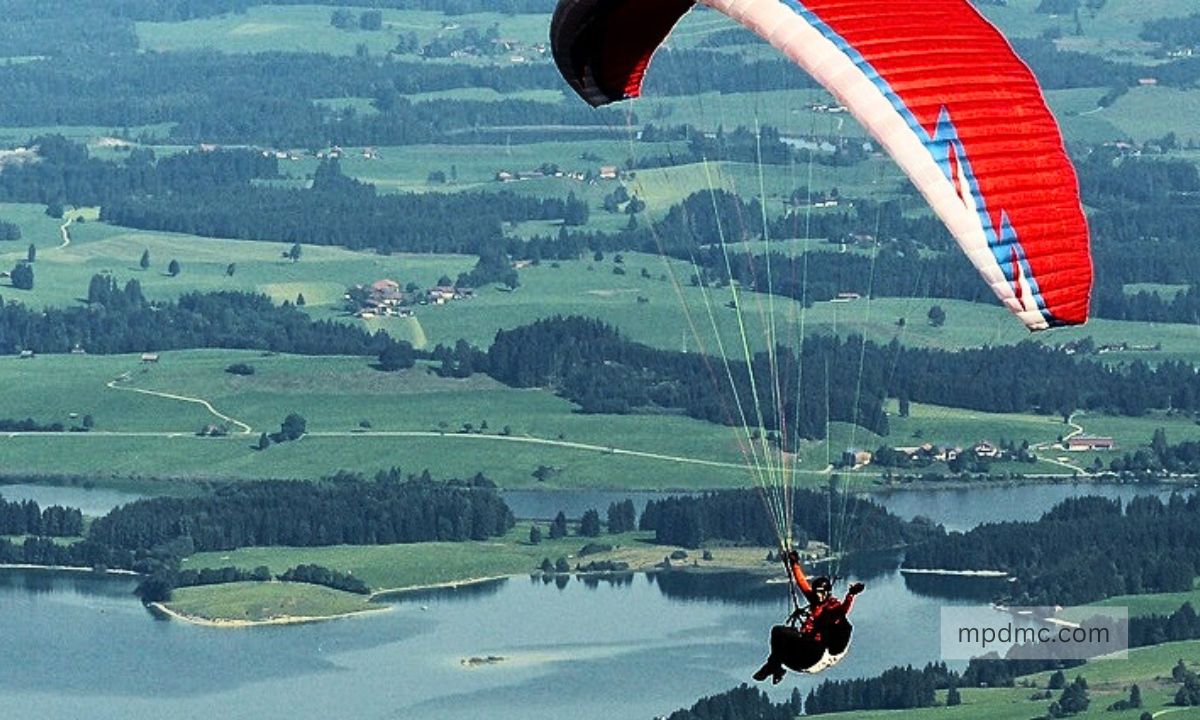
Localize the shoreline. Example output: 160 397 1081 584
4 475 1197 501
0 563 140 577
149 600 392 628
369 574 512 600
900 568 1009 578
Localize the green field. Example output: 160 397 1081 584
3 347 1195 488
0 206 475 317
185 524 775 595
0 351 761 487
850 640 1200 720
136 5 554 59
10 207 1197 365
165 580 379 622
1099 86 1200 145
1094 578 1200 618
185 525 638 592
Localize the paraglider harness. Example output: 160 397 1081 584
778 546 838 629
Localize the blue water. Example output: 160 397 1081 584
2 482 1192 719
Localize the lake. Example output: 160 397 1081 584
1 481 1191 719
0 553 987 720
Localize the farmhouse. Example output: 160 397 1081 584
971 441 1000 459
598 165 619 180
1067 436 1116 452
141 353 160 363
840 448 873 468
348 279 415 317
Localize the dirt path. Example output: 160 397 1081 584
306 430 761 471
58 216 73 249
105 379 254 434
1032 412 1089 475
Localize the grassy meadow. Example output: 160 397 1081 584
136 5 553 59
184 524 775 593
165 580 380 622
845 639 1200 720
3 347 1195 489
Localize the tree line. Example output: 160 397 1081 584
903 494 1200 605
0 495 84 537
663 684 799 720
483 316 1200 439
1109 430 1200 475
0 220 21 242
0 136 278 208
1 278 409 361
103 158 570 255
90 475 514 552
487 315 889 439
638 489 941 550
136 562 370 603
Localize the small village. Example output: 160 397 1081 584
344 278 475 319
841 435 1117 470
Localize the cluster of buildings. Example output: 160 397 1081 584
841 436 1118 470
195 144 379 162
496 165 619 183
347 279 474 319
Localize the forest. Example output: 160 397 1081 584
0 495 84 537
0 277 409 360
103 162 574 254
903 494 1200 604
638 489 939 550
89 474 514 552
484 316 1200 436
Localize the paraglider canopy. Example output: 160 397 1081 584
550 0 1093 331
551 0 694 107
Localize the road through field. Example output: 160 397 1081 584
104 379 254 434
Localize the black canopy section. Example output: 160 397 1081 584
551 0 695 107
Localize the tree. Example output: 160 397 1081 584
579 509 601 537
927 304 946 327
45 202 63 219
1048 670 1065 690
225 262 236 276
167 259 181 277
9 262 33 290
549 511 568 539
257 432 271 450
359 10 383 30
140 249 150 269
279 413 307 441
226 363 255 376
82 414 94 429
378 342 414 371
946 684 961 706
529 525 542 545
1129 684 1142 709
539 557 553 573
898 392 911 417
287 243 302 262
26 244 35 263
554 556 570 573
607 499 636 533
296 293 306 306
